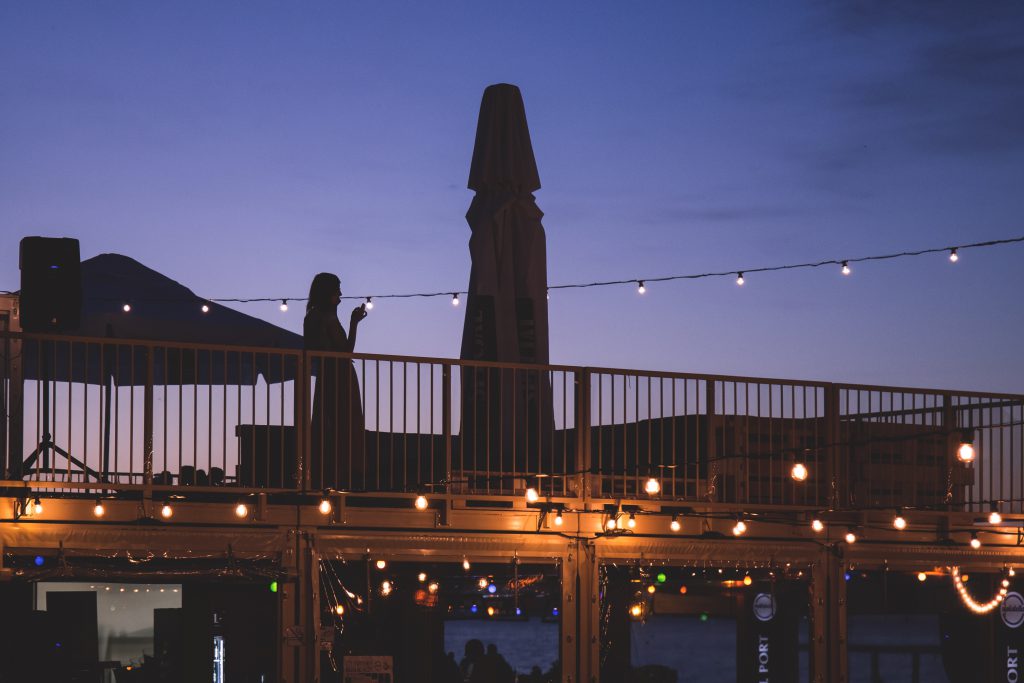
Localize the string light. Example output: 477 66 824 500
606 516 618 531
989 503 1002 525
335 605 344 616
645 477 661 495
525 487 539 504
554 509 564 526
375 560 387 570
32 498 43 515
122 303 131 313
428 582 439 594
670 515 681 532
743 575 753 586
841 261 851 276
844 528 857 544
487 606 495 617
380 580 392 596
319 492 332 515
365 297 374 310
418 572 427 582
279 300 288 312
790 462 808 482
732 519 747 536
951 566 1008 614
893 514 907 531
451 293 460 307
970 532 981 549
637 280 646 294
201 303 210 313
949 248 959 263
811 519 824 533
234 502 248 518
627 512 636 529
646 584 656 594
93 498 105 518
917 572 927 582
478 578 489 590
463 558 471 571
736 272 745 286
160 502 173 519
414 495 429 510
630 603 644 618
957 433 976 463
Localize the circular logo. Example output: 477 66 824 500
753 593 776 622
1001 592 1024 629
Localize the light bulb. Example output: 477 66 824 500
365 297 374 310
451 293 460 307
335 604 344 615
32 498 43 515
428 582 438 594
606 517 617 531
893 515 907 531
279 300 288 312
637 281 646 295
790 462 808 482
736 272 745 286
743 575 753 586
93 500 105 518
463 558 471 571
949 248 959 263
380 580 392 596
554 510 564 526
732 520 747 536
990 509 1002 525
201 303 210 313
670 516 681 532
1011 568 1016 577
525 487 539 503
487 606 495 617
917 572 927 582
957 441 975 463
841 261 850 276
970 533 981 549
375 560 387 570
319 497 332 515
645 477 661 495
122 303 131 313
811 519 824 533
844 530 857 544
627 513 636 529
478 578 489 589
235 503 248 518
414 495 428 510
418 572 427 582
646 584 656 594
630 603 643 617
160 503 173 519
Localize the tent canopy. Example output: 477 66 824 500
21 253 302 385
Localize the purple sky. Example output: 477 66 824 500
2 2 1022 393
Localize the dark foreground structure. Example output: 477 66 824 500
3 305 1024 681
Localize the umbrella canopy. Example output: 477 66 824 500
21 253 301 385
460 84 553 472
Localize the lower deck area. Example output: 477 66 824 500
3 494 1023 683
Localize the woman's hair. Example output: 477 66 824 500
307 272 341 312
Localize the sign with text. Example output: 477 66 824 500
343 655 393 683
737 583 800 683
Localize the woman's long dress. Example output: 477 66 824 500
304 308 366 490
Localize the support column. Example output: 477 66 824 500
563 538 599 683
279 530 319 683
810 544 848 683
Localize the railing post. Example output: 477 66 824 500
575 368 591 504
826 384 841 509
143 346 153 486
442 364 452 494
298 352 309 493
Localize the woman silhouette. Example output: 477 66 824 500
304 273 368 490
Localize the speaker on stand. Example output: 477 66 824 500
17 236 99 480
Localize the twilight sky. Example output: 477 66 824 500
2 2 1022 393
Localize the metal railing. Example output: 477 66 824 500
2 331 1022 511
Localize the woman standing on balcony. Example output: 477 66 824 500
304 272 368 491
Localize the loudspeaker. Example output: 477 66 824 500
19 236 82 332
